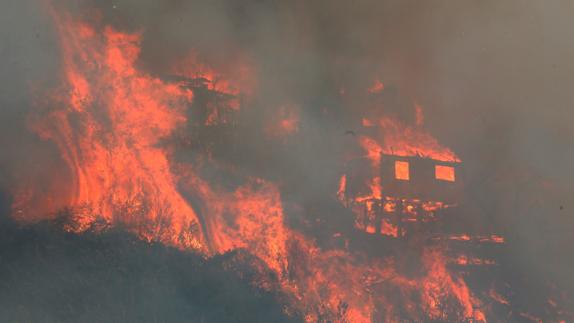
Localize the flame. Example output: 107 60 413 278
334 88 492 320
176 168 288 275
15 10 206 251
420 250 486 321
337 174 347 201
369 176 383 199
380 218 399 237
265 104 300 138
394 160 410 180
446 234 505 244
489 288 510 306
171 50 255 97
361 116 460 162
346 107 464 240
170 51 256 126
415 102 425 126
435 165 456 182
358 136 382 167
367 79 385 94
12 6 493 322
453 255 496 266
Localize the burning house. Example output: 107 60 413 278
341 153 462 238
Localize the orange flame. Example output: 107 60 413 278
361 116 460 162
16 10 205 251
13 6 490 322
367 79 385 94
265 104 300 138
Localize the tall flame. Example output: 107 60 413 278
362 116 460 162
15 10 206 251
12 6 489 322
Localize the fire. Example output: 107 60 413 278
337 174 347 201
358 136 383 167
362 116 460 162
170 51 256 126
346 109 462 239
265 104 300 138
15 10 206 251
420 250 485 321
11 4 500 322
171 50 256 98
394 160 410 180
445 234 505 244
380 218 399 237
176 168 288 275
333 78 497 320
415 102 425 126
367 79 385 94
489 288 510 306
435 164 456 182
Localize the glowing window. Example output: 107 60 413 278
394 161 410 180
435 165 455 182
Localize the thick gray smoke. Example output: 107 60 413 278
1 0 573 320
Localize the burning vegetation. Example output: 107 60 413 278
2 1 573 322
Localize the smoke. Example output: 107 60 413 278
0 0 64 199
1 0 573 319
79 0 574 293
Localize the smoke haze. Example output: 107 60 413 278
1 0 573 320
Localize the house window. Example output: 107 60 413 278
435 165 455 182
394 161 410 180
